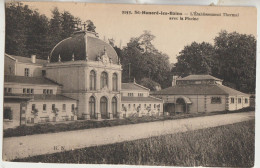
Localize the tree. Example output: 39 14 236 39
5 3 30 56
214 30 256 93
86 20 96 32
172 42 215 77
139 78 161 91
120 31 172 88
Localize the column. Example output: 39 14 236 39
96 71 100 91
108 71 113 91
83 95 90 120
96 96 101 120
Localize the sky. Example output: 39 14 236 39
21 2 257 63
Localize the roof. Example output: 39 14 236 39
32 94 77 101
4 94 76 101
50 31 119 64
121 96 162 102
5 53 47 65
153 84 249 96
122 83 149 91
4 75 61 86
177 75 222 81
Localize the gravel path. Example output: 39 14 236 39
3 111 255 161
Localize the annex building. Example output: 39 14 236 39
3 30 163 129
152 75 250 114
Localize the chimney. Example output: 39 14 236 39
31 55 36 63
172 76 178 86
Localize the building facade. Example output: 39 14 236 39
152 75 250 114
121 82 163 117
3 30 163 129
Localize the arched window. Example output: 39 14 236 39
112 73 118 91
101 72 108 89
90 70 96 90
100 96 108 119
112 97 117 118
89 96 96 119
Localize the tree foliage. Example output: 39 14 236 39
172 30 256 93
5 3 96 60
116 30 172 88
172 42 215 77
214 30 256 93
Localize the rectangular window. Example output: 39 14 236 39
43 104 46 111
138 93 144 97
211 97 222 104
71 104 75 112
128 93 133 97
62 104 66 111
4 88 12 93
27 88 30 94
47 89 49 94
245 98 248 104
42 70 46 76
23 88 26 94
50 90 53 94
31 89 34 94
32 104 36 111
4 107 12 120
43 89 46 94
52 104 55 111
238 98 242 104
231 98 235 104
24 68 29 77
154 104 156 108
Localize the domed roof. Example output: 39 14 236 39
50 31 119 64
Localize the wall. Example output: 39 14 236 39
4 83 59 95
3 102 21 129
228 95 250 111
4 56 16 75
26 100 77 123
121 101 163 117
155 94 226 113
121 90 149 97
16 62 43 77
46 60 122 119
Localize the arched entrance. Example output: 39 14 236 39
176 98 186 113
164 103 175 115
112 97 117 118
100 96 108 119
89 96 96 119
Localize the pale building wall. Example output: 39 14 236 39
4 83 59 95
121 90 149 97
121 101 163 116
156 94 226 113
3 102 21 129
228 95 250 111
16 62 43 77
46 61 122 119
4 56 16 75
26 100 77 123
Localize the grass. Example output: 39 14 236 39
13 119 255 167
4 107 255 138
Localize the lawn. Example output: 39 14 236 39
4 107 254 138
13 119 255 167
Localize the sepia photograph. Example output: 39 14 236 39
2 1 257 167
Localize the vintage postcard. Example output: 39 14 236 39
2 1 256 167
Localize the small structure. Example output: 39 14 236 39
121 82 163 117
152 75 250 114
4 75 77 129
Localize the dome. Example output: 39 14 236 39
50 31 119 64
